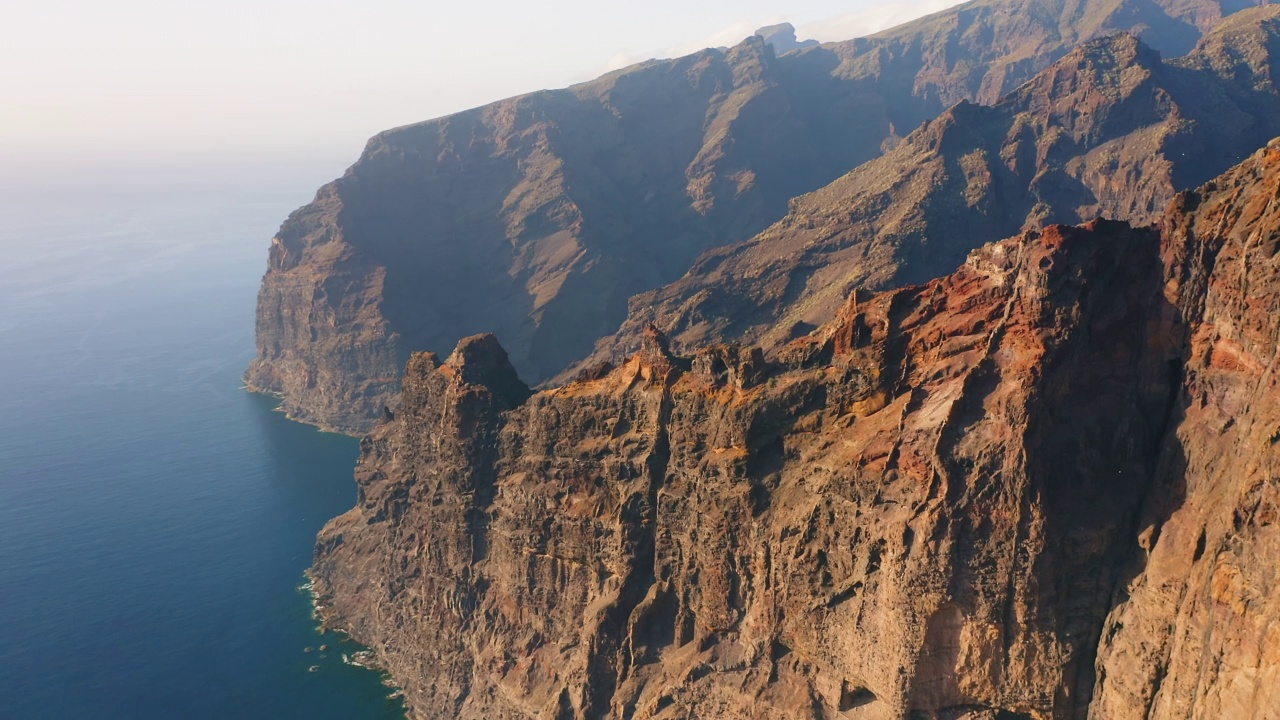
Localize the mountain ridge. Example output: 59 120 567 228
573 5 1280 379
247 0 1269 433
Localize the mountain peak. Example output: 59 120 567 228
444 334 531 410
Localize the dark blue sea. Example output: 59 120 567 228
0 164 407 719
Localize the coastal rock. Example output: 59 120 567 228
245 34 885 433
248 0 1267 433
1088 137 1280 720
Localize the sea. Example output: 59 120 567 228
0 159 408 719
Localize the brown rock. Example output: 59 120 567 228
1089 138 1280 720
310 138 1280 720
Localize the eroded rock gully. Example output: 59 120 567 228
308 120 1280 720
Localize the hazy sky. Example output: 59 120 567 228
0 0 964 173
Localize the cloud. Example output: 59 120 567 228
601 17 785 73
799 0 969 42
596 1 969 77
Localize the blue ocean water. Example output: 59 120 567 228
0 168 407 719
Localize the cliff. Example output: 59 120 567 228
247 0 1268 433
578 6 1280 377
1089 135 1280 719
309 141 1280 719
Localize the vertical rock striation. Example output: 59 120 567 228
314 218 1181 719
1089 137 1280 720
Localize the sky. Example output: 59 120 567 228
0 0 965 179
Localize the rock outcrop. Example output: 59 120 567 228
248 0 1268 433
577 7 1280 378
310 140 1280 719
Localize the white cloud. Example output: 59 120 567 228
602 17 786 73
799 0 969 42
598 1 969 75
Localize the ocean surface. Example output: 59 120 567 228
0 165 407 719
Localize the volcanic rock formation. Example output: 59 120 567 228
308 139 1280 720
248 0 1268 433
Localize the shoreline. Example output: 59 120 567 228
240 383 363 438
299 570 407 710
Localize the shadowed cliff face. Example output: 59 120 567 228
247 0 1268 434
1089 138 1280 720
578 7 1280 378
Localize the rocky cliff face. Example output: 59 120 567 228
1089 137 1280 719
577 7 1280 378
312 138 1280 718
248 0 1266 433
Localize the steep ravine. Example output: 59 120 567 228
309 143 1280 719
